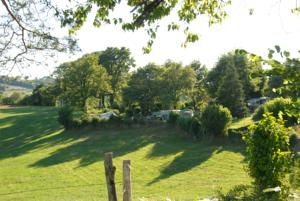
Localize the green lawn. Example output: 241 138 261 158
229 116 254 130
0 106 251 201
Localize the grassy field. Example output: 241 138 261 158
229 117 253 130
0 106 252 201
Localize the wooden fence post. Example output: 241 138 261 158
123 160 132 201
104 152 118 201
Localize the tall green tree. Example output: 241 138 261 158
99 47 135 106
268 57 300 100
188 60 210 111
160 61 196 109
123 63 162 115
55 52 110 107
207 52 264 100
237 46 300 122
29 84 59 106
217 60 248 118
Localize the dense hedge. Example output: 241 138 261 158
58 104 241 141
253 98 298 126
58 106 153 130
168 104 232 138
168 112 180 125
201 104 232 137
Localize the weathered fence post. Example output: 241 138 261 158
123 160 132 201
104 152 118 201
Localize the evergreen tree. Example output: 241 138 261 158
217 60 248 118
207 52 264 100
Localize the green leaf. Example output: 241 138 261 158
235 49 248 55
283 51 290 58
275 45 280 53
268 49 275 59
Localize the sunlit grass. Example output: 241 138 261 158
230 117 254 130
0 107 252 201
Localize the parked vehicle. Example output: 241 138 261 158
151 109 193 121
247 97 269 111
98 111 118 119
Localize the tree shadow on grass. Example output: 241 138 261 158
1 107 165 167
29 127 158 167
0 107 69 159
146 135 246 185
1 107 246 181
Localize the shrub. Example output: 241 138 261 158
125 105 141 117
216 185 254 201
58 106 74 129
201 104 232 137
289 132 298 149
91 116 101 127
18 95 32 106
253 98 296 125
190 117 202 138
80 114 92 127
84 97 100 113
227 125 251 143
123 116 134 127
177 117 193 133
168 111 179 125
109 115 122 125
244 113 293 200
1 92 24 105
72 118 83 128
132 115 145 125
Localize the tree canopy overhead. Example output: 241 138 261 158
2 0 300 72
61 0 231 52
0 0 231 70
0 0 79 72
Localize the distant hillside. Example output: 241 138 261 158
0 76 54 94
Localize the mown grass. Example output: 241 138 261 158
0 106 252 201
229 117 253 130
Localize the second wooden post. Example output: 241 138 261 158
123 160 132 201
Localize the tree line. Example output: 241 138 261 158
5 46 294 119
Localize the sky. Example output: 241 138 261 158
7 0 300 78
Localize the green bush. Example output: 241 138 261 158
168 112 180 125
84 97 100 113
58 106 74 129
72 118 83 128
1 92 24 105
109 115 122 125
123 116 134 127
244 113 293 200
91 116 101 127
289 132 298 149
227 124 249 142
80 114 92 127
201 104 232 137
253 98 297 125
177 117 193 133
190 117 202 138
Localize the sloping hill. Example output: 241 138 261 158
0 76 54 95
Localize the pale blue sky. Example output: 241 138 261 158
8 0 300 78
